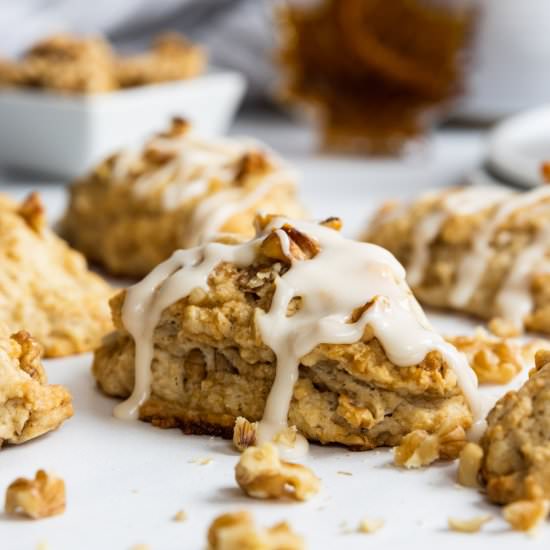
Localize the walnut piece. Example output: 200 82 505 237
207 511 304 550
174 509 187 522
259 224 320 264
447 328 524 384
17 193 45 234
319 216 342 231
502 499 549 533
457 442 483 488
235 442 320 501
5 470 65 519
447 515 491 533
488 317 521 338
394 422 466 468
233 416 257 452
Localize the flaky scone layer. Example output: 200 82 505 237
0 330 73 447
365 190 550 333
62 121 305 277
0 193 113 357
94 257 472 451
480 350 550 504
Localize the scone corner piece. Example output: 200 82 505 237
0 330 73 448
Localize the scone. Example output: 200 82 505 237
93 216 479 457
2 33 116 93
480 350 550 504
0 329 73 447
115 33 205 88
61 118 305 278
364 185 550 334
0 193 113 357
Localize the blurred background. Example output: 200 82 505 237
1 0 550 202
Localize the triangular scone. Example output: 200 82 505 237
480 350 550 504
365 185 550 334
0 329 73 447
93 216 477 455
0 193 113 357
61 119 305 277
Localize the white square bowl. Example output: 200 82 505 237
0 70 246 179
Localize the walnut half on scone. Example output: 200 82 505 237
61 119 305 277
480 350 550 504
93 216 476 456
0 330 72 447
0 192 113 356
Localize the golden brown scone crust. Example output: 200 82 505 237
480 350 550 504
0 193 113 357
61 121 305 277
0 329 73 447
93 252 472 452
365 190 550 334
115 33 206 88
2 33 117 93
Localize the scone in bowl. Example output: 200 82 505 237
0 70 246 178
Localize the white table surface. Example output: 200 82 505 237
3 114 546 550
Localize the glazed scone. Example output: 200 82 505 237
2 34 116 93
365 185 550 334
0 193 113 356
61 118 305 277
0 329 73 447
93 216 478 456
480 350 550 504
115 33 205 88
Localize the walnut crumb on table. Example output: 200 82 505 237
174 509 187 522
207 511 304 550
235 442 320 501
503 500 549 533
4 470 65 519
358 516 384 533
447 515 492 533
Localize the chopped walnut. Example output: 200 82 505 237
394 422 466 468
5 470 65 519
503 499 549 533
457 442 483 488
448 515 491 533
259 224 320 264
358 516 384 533
174 509 187 522
233 416 257 452
235 443 320 501
235 152 270 183
207 511 304 550
17 193 45 234
541 162 550 183
273 425 298 447
447 328 524 384
160 116 190 138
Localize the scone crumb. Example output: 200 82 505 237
174 509 187 522
130 545 150 550
502 499 549 533
207 511 304 550
233 417 257 452
457 442 483 488
17 192 45 233
36 542 50 550
5 470 65 519
448 515 491 533
273 425 298 447
235 442 320 501
189 457 213 465
358 516 384 533
337 471 352 476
